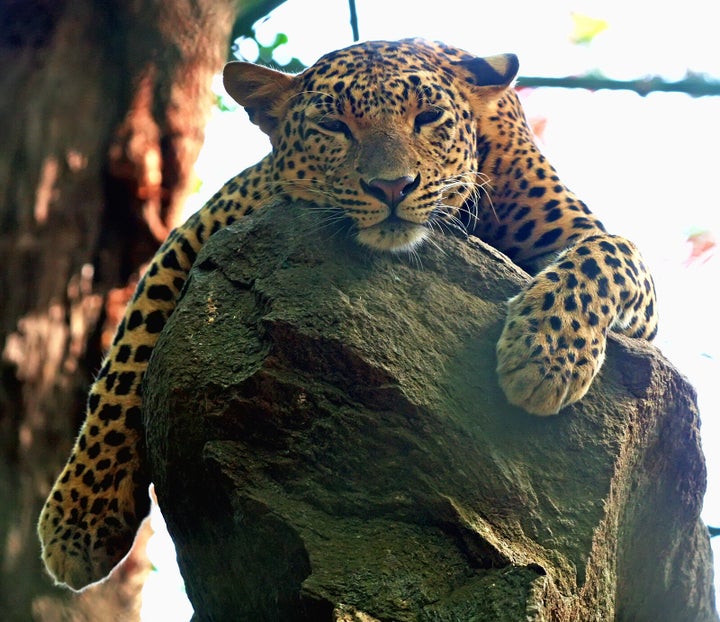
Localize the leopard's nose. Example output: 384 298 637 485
361 174 420 208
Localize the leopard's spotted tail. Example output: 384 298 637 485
37 165 267 589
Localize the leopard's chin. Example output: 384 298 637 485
355 220 428 252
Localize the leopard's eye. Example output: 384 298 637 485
414 108 444 132
317 118 353 138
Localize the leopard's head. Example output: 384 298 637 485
224 38 518 252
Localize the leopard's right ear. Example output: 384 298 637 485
455 53 519 90
223 62 294 137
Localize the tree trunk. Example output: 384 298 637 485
144 202 718 621
0 0 260 618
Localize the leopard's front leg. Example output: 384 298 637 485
496 234 658 415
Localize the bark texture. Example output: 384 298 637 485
144 202 718 622
0 0 256 618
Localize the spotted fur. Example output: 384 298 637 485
38 38 657 590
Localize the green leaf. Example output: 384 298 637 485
570 12 609 45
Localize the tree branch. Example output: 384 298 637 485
517 74 720 97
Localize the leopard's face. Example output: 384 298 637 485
225 39 519 252
282 57 480 251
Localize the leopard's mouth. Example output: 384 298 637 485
355 217 428 252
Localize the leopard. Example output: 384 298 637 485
37 38 658 591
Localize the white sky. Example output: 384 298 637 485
253 0 720 79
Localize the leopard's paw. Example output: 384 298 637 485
496 290 607 415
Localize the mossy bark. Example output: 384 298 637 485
144 202 717 621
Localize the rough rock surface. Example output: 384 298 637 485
143 202 718 622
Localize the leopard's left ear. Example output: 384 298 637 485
223 61 295 137
455 53 519 89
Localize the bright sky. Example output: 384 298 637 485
153 1 720 617
252 0 720 78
